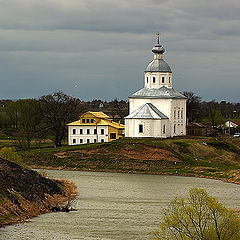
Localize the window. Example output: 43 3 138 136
110 133 117 139
162 77 165 83
139 124 143 133
153 77 156 83
101 129 104 135
73 129 76 134
146 77 148 83
101 139 104 143
94 129 97 134
94 139 97 143
87 119 90 123
181 110 183 119
80 139 83 144
91 119 94 123
87 129 90 134
73 139 76 144
174 110 176 119
169 77 171 83
80 129 83 134
163 124 166 134
87 139 90 144
178 111 180 119
82 119 85 123
174 124 176 134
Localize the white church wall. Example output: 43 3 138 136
124 118 170 138
129 98 172 117
145 72 172 89
170 99 187 137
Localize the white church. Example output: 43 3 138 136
125 35 187 138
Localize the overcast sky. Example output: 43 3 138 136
0 0 239 102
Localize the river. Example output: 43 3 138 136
1 170 240 240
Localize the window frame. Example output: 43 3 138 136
110 133 117 139
139 124 144 133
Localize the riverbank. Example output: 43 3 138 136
18 137 240 184
0 157 77 227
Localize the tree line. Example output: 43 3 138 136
183 91 240 127
0 92 128 148
0 91 239 149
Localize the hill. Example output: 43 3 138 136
0 157 77 227
19 137 240 184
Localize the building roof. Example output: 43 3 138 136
129 86 187 99
125 103 168 119
232 121 240 126
67 118 125 129
187 123 206 128
145 59 172 72
82 111 110 119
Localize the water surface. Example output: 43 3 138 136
1 170 240 240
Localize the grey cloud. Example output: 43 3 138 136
0 0 239 102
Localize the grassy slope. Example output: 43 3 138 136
19 137 240 183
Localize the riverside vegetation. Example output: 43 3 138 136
17 137 240 184
0 147 78 227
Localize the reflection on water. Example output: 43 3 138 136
1 170 240 240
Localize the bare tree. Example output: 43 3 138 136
183 91 202 122
39 92 80 147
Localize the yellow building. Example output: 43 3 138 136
67 111 125 145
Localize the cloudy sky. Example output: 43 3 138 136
0 0 239 102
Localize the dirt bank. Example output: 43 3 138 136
19 137 240 184
0 157 77 227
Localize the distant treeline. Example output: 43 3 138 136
0 91 239 149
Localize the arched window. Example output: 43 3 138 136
174 124 176 134
169 77 171 83
174 110 176 119
146 76 148 83
163 124 166 134
153 77 156 83
162 77 165 83
181 110 183 119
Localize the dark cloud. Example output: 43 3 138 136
0 0 239 102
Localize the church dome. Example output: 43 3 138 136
145 59 172 72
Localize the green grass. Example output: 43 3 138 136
15 137 240 184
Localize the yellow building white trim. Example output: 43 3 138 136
67 111 124 145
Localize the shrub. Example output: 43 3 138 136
0 147 22 165
152 188 240 240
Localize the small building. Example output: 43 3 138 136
225 120 240 129
67 111 125 145
187 123 207 136
225 120 240 134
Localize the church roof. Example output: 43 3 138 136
145 59 172 72
125 103 168 119
129 86 187 99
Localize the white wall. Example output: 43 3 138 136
128 97 186 138
125 118 170 138
145 72 172 89
68 125 108 145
